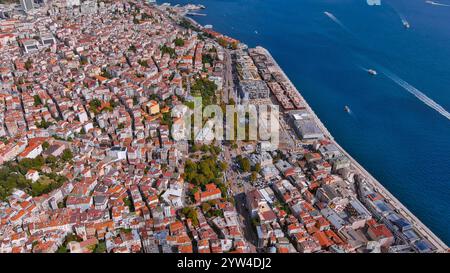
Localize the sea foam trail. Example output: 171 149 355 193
426 1 450 7
382 69 450 121
358 65 371 73
323 11 352 34
386 2 410 27
323 11 450 122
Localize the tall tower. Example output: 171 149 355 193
20 0 34 12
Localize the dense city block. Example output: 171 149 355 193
0 0 446 253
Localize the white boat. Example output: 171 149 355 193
324 11 333 18
402 19 410 29
425 1 450 6
344 106 350 113
368 69 377 76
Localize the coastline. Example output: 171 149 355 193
257 46 448 252
176 10 448 252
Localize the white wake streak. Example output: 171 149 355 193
426 1 450 7
323 10 450 121
382 70 450 120
358 65 371 73
324 11 352 33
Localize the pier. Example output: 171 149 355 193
257 46 448 252
177 9 448 251
187 12 207 17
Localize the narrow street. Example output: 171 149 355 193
222 49 235 104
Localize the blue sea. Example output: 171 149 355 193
161 0 450 244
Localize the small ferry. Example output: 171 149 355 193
368 69 377 76
402 20 410 29
344 106 351 113
425 1 438 5
425 1 450 6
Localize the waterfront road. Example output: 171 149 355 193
257 46 448 252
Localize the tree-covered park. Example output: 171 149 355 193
190 77 218 106
0 156 69 201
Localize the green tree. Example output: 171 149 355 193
138 59 149 68
45 155 57 165
93 241 107 253
89 99 102 113
61 149 73 162
251 171 257 182
42 141 50 150
219 161 228 172
202 54 214 65
191 143 200 152
174 38 185 47
100 70 113 79
128 45 137 52
35 120 53 129
200 144 210 153
239 157 251 172
181 206 199 226
123 196 134 212
33 95 43 106
190 78 218 106
160 45 176 58
25 58 33 70
201 202 211 213
56 245 68 253
109 99 118 108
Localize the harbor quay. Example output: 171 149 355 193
257 47 448 252
0 0 447 254
176 6 448 251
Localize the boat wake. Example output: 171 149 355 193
385 2 411 28
382 69 450 121
426 1 450 7
357 65 377 75
345 105 359 122
359 66 371 73
323 11 450 122
323 11 352 34
396 11 410 28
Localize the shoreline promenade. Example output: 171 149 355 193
175 8 447 251
257 46 448 252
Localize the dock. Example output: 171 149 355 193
187 12 207 17
257 46 448 252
